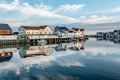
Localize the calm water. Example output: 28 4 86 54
0 38 120 80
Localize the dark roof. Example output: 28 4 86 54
55 26 69 31
22 26 40 30
0 24 12 30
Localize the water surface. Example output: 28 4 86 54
0 39 120 80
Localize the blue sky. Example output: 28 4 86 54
0 0 120 29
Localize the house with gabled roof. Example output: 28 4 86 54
54 26 84 38
0 24 12 35
72 28 84 37
19 25 53 35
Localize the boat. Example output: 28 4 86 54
37 39 47 45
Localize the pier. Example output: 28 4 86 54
0 35 84 46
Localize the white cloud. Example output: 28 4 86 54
80 15 120 24
54 4 85 13
56 60 85 67
0 0 79 25
0 0 20 11
90 15 98 19
112 7 120 13
84 6 120 14
19 2 77 21
80 16 86 20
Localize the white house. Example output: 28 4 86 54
19 25 53 35
55 27 84 38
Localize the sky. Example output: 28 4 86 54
0 0 120 33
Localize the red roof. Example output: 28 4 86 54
80 29 84 31
72 28 84 31
68 30 73 33
72 28 80 31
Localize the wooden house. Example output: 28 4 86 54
0 24 12 35
19 25 53 35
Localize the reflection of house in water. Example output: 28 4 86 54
68 42 84 51
19 45 55 58
0 47 16 63
96 37 120 44
0 52 13 63
55 42 84 51
95 29 120 44
113 38 120 44
55 44 67 51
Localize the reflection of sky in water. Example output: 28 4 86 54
0 39 120 80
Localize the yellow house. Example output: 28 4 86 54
19 25 53 35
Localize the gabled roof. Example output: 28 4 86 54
72 28 80 31
0 24 12 30
21 25 52 30
58 30 66 33
68 30 73 33
80 29 84 31
22 26 40 30
72 28 84 31
55 26 69 31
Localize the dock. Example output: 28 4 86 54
0 35 85 46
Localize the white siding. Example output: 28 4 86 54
19 27 26 35
0 35 17 40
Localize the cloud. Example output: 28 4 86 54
19 2 77 21
56 60 85 67
80 15 120 24
0 0 78 26
0 0 19 11
84 6 120 14
54 4 85 13
112 7 120 13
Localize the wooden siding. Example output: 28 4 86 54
0 30 12 35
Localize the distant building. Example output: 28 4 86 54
19 25 53 35
114 30 120 38
96 32 104 37
0 24 12 35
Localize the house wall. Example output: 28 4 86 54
41 26 53 34
26 30 40 35
19 27 26 35
19 26 53 35
57 30 84 38
0 30 12 35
